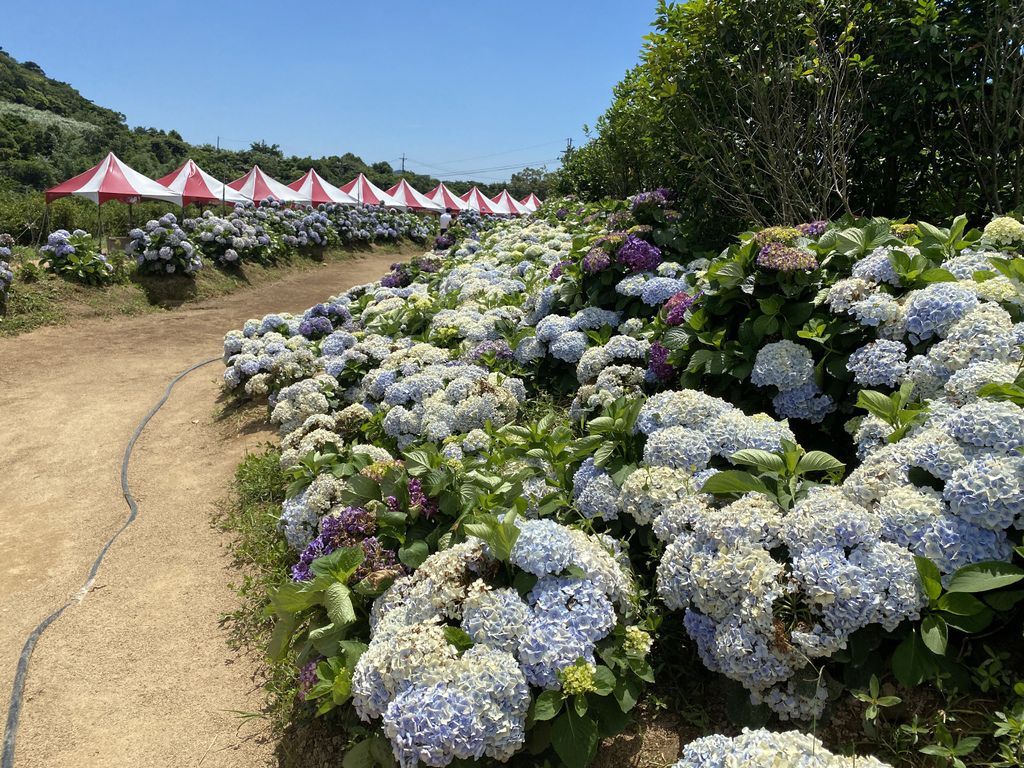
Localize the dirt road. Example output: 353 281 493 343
0 250 405 767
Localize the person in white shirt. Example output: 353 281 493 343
439 209 452 232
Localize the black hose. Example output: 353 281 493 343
2 356 220 768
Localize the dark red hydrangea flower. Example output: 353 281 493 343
664 290 700 325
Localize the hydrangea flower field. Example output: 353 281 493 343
221 195 1024 768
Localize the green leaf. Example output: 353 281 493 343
920 615 948 656
325 582 356 627
267 614 298 661
269 582 318 614
729 449 785 472
442 626 474 653
311 545 366 584
891 631 936 688
533 690 564 721
914 556 943 602
795 450 845 475
699 470 770 496
551 707 598 768
398 540 429 569
935 591 986 616
856 389 897 421
946 561 1024 593
613 677 641 713
983 589 1024 612
592 665 616 696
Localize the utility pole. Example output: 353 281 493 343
399 154 406 174
565 137 574 155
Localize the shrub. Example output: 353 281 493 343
127 213 203 276
39 228 116 285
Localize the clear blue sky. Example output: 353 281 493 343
2 1 659 182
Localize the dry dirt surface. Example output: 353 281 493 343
0 251 407 768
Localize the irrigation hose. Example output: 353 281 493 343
2 355 220 768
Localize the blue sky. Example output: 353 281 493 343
2 1 659 182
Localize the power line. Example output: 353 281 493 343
406 157 560 176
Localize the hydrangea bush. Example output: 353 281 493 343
222 197 1024 768
127 213 203 275
39 228 116 285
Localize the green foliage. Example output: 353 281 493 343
855 382 930 442
559 0 1024 241
700 440 844 510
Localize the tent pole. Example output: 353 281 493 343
38 203 50 247
98 204 104 253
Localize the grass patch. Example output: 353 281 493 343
0 241 416 337
216 446 298 731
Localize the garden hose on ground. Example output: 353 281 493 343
2 355 221 768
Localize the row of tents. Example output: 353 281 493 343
44 152 543 215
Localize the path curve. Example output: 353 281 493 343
0 250 406 767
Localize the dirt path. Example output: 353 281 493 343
0 250 407 767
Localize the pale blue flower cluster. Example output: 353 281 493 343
847 339 908 387
673 728 894 767
354 525 635 766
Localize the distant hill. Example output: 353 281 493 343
0 48 529 197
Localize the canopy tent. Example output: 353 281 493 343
157 159 251 206
461 186 508 215
492 189 532 216
340 173 406 209
520 193 543 212
228 165 310 204
45 152 182 205
386 179 443 213
425 182 468 212
288 169 358 206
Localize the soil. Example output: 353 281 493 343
0 250 408 768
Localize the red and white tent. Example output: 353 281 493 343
340 173 406 209
45 152 182 205
157 159 251 206
425 182 468 212
492 189 532 216
386 179 443 213
228 165 310 204
520 193 542 212
461 186 507 215
288 169 358 206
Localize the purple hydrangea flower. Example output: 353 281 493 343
797 220 828 237
616 235 662 273
648 341 676 382
582 248 611 273
299 315 334 339
408 477 439 519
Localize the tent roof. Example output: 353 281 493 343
492 189 532 216
520 192 542 211
340 173 406 209
228 165 310 204
157 159 251 206
288 169 358 206
45 152 182 205
386 179 443 213
461 186 508 215
425 183 468 212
